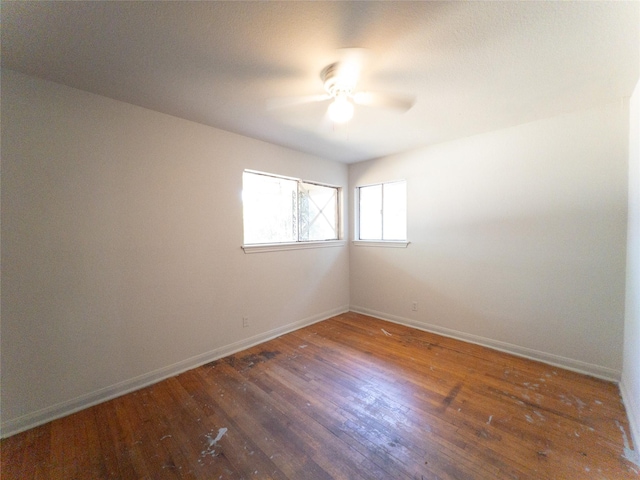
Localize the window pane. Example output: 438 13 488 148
359 184 382 240
383 181 407 240
243 172 297 244
300 182 338 241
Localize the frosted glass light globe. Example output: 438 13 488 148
327 95 354 123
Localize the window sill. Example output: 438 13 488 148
352 240 410 248
242 240 347 254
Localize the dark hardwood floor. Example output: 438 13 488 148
2 312 638 479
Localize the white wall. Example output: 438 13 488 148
622 79 640 450
1 67 633 439
349 101 629 380
0 70 350 436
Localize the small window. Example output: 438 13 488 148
243 171 340 245
357 180 406 241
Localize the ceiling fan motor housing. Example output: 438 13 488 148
321 63 356 98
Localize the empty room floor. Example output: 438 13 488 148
2 312 638 479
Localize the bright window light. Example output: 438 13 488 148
358 180 406 241
243 171 340 245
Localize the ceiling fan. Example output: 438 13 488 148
268 49 415 124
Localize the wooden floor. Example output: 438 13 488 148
2 312 638 479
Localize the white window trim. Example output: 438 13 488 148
352 240 410 248
242 239 346 254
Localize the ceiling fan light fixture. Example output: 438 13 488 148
327 93 354 123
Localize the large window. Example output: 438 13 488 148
243 171 340 245
357 180 407 241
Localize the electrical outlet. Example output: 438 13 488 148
411 301 418 311
242 316 249 328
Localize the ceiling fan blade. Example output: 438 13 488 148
266 94 332 110
352 91 416 112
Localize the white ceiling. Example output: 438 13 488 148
2 1 639 164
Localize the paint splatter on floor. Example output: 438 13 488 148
616 420 640 468
202 427 228 458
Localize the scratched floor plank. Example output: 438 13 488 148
2 312 638 479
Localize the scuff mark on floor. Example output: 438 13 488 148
487 415 493 425
381 328 392 337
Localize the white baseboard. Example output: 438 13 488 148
620 379 640 452
349 305 621 382
0 305 349 439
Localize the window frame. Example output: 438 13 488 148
242 170 345 253
353 179 409 248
